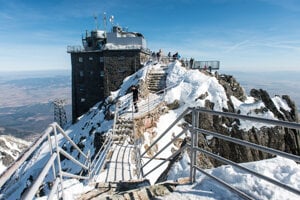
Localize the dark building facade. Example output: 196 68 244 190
68 26 150 122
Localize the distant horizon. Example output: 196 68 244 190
0 68 298 109
1 68 300 73
1 0 300 71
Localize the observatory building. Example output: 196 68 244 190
68 23 150 122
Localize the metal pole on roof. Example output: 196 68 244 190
103 12 107 36
94 14 98 30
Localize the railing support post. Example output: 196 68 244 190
190 109 197 183
194 110 199 180
47 133 60 200
51 123 65 199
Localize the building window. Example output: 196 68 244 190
100 71 104 77
118 67 126 73
118 56 125 61
89 57 93 61
80 98 86 102
79 70 84 77
99 57 104 63
79 57 83 62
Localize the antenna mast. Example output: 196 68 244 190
94 14 98 30
103 12 107 34
53 98 67 128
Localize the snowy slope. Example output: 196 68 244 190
165 156 300 200
1 60 299 200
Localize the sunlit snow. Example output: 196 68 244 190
1 60 299 200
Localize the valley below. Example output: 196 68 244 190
0 70 299 142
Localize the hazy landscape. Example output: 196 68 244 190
0 69 299 142
0 70 71 141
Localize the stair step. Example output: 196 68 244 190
79 180 181 200
79 180 151 200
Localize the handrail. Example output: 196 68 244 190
193 165 254 200
196 127 300 162
194 147 300 196
0 122 92 199
143 145 188 178
89 131 113 180
55 123 90 160
0 126 53 188
192 107 300 130
23 153 58 199
141 107 300 199
142 127 188 169
141 108 190 157
90 100 120 181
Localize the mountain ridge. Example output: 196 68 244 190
0 60 299 199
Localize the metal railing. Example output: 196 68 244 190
0 122 92 200
89 102 120 182
67 45 151 53
140 107 300 199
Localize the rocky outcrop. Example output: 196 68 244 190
250 89 299 122
217 74 247 102
183 74 300 168
134 102 168 157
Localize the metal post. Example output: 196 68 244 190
47 132 58 199
47 133 56 179
51 124 65 199
193 110 199 181
190 109 196 183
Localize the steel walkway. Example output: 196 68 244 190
95 139 137 182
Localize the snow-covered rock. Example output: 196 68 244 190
0 135 30 175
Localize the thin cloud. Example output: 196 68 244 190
224 40 250 53
260 0 300 12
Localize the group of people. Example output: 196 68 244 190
151 49 181 62
170 52 180 60
151 49 163 62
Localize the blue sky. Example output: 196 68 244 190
0 0 300 72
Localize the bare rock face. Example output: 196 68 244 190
217 74 247 102
250 89 286 120
282 95 299 122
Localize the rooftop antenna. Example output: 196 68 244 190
103 12 107 34
94 13 98 30
109 15 114 26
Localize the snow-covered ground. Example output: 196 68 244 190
164 156 300 200
104 60 299 199
136 61 300 199
1 60 299 200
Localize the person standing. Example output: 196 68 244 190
157 49 162 62
132 85 139 112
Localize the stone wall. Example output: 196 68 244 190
103 49 150 97
70 49 150 122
